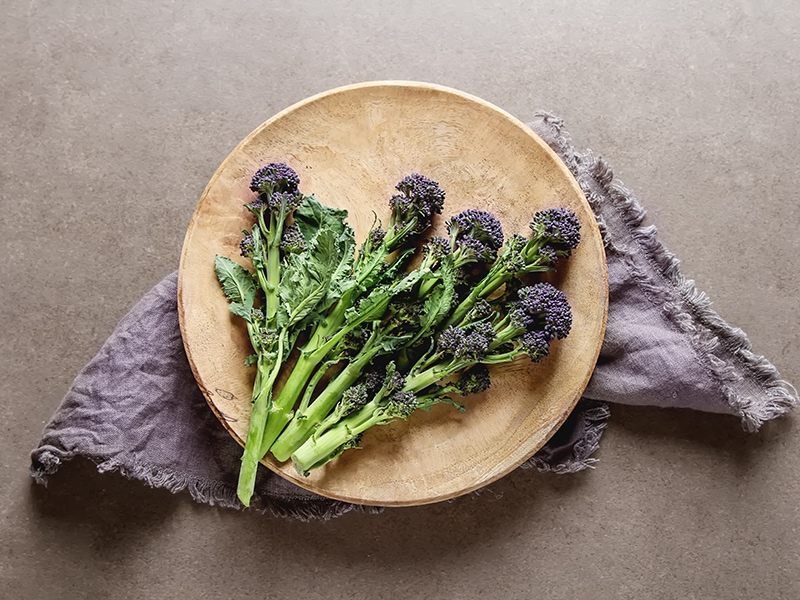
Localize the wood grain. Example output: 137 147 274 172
177 81 608 506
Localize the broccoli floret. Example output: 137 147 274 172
280 224 307 253
519 330 550 363
239 233 255 258
436 322 496 362
457 364 491 395
362 366 387 391
529 207 581 257
512 282 573 341
369 227 387 246
341 384 369 412
447 209 505 265
250 162 301 195
387 174 446 246
421 235 451 268
383 390 418 419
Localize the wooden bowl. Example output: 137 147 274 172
178 81 608 507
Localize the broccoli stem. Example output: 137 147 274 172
270 340 383 461
297 359 339 416
446 267 509 328
236 331 286 506
291 408 384 475
288 357 476 474
263 209 285 326
257 346 324 458
256 292 390 458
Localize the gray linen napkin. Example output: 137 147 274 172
29 113 797 519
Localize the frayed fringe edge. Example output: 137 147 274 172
29 448 383 521
531 111 798 432
522 403 611 474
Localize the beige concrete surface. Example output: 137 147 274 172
2 1 799 598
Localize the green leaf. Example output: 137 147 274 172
324 224 357 306
294 196 350 242
379 335 411 352
279 227 353 329
229 302 254 322
420 255 456 333
244 354 258 367
215 255 257 321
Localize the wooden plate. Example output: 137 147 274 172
178 81 608 507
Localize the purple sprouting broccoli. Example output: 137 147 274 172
239 233 255 258
250 162 301 195
260 172 579 478
518 330 550 363
511 282 573 341
482 282 572 364
436 321 497 362
369 227 387 247
291 384 419 475
247 163 304 217
280 223 307 254
530 207 582 258
420 235 451 269
386 174 446 249
445 207 581 329
457 364 492 396
447 209 505 266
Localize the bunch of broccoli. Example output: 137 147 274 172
215 162 581 506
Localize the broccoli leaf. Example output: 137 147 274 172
344 270 424 327
215 255 257 322
292 196 357 309
420 255 456 334
294 195 350 242
320 224 357 310
279 228 349 328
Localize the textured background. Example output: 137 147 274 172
3 1 799 598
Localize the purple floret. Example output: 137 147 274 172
250 162 300 195
519 330 550 363
239 233 255 258
386 391 417 419
530 207 581 252
390 174 446 234
395 174 446 214
511 282 573 341
369 227 387 246
362 368 386 391
539 245 558 264
437 322 495 362
469 320 497 345
341 385 370 413
423 235 451 262
385 369 406 395
447 209 505 263
457 364 491 395
465 298 494 322
280 224 307 253
437 326 464 354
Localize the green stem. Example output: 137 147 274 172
265 211 284 326
480 350 520 365
270 345 381 462
297 359 339 416
236 332 286 507
445 266 509 328
291 409 382 474
257 349 320 458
